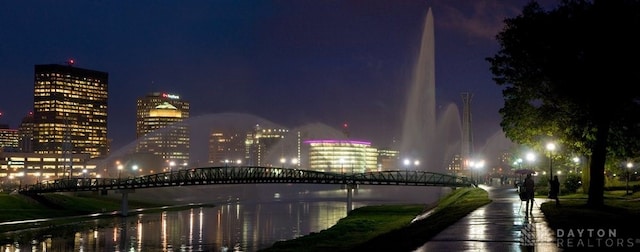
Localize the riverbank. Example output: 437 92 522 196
4 187 638 251
260 188 640 252
260 187 491 252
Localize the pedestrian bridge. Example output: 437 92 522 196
20 166 473 193
19 166 473 216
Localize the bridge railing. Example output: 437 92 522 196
19 166 473 194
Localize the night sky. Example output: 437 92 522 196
0 0 555 155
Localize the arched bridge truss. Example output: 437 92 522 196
20 166 473 194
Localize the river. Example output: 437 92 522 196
0 184 444 251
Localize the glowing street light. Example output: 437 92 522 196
169 161 176 172
117 164 123 180
403 158 420 170
132 165 139 177
470 159 485 186
572 157 580 174
525 152 536 168
513 158 523 169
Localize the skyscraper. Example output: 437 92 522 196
18 112 34 153
246 124 289 167
0 124 19 152
136 92 190 168
208 131 246 166
33 63 109 159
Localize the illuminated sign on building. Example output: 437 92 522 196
162 93 180 99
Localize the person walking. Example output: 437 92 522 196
549 175 561 206
523 173 535 213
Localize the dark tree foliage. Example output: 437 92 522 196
487 0 640 207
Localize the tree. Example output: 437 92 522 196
487 0 640 207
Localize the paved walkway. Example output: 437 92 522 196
414 184 561 252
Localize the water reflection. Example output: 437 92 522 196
1 185 437 251
0 200 352 252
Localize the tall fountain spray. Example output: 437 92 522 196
400 8 461 173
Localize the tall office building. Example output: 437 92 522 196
136 92 190 168
18 112 34 153
0 124 19 152
33 63 109 159
246 124 289 167
377 148 399 171
208 131 246 166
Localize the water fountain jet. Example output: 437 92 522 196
399 8 461 174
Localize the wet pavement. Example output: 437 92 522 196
414 184 561 252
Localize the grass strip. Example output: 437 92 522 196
260 187 491 252
540 191 640 247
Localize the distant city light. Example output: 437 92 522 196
303 139 371 145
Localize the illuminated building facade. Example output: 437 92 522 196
305 139 378 173
18 112 34 153
0 125 19 152
246 124 290 167
448 154 463 175
208 131 246 166
377 148 399 171
0 152 96 186
136 92 190 169
33 63 109 159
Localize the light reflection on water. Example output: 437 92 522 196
0 185 439 252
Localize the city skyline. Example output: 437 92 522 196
0 1 556 153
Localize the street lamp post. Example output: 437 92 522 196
169 161 175 173
477 160 485 186
117 164 123 180
546 142 556 178
514 158 523 170
469 160 484 186
572 157 580 174
132 165 139 177
627 162 633 195
404 158 419 171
